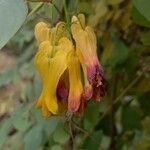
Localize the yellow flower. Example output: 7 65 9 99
34 14 106 117
34 22 72 117
71 14 105 101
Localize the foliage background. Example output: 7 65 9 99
0 0 150 150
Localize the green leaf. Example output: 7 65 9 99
81 130 103 150
24 125 43 150
121 105 141 131
102 35 129 69
84 101 100 130
138 92 150 116
133 0 150 23
141 32 150 45
43 0 63 23
11 104 32 132
0 0 28 49
0 68 19 87
132 6 150 27
44 117 61 137
0 119 12 149
51 145 63 150
53 123 70 144
111 36 129 67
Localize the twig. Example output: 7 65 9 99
109 76 117 150
69 120 75 150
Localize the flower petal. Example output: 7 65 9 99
67 51 83 112
41 51 67 114
76 49 93 100
34 22 50 43
34 41 52 108
35 41 69 114
58 37 73 53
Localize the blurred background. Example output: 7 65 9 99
0 0 150 150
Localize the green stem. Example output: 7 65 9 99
63 0 69 26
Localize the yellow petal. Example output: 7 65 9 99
77 14 85 28
35 51 67 115
67 51 83 112
34 41 53 82
34 41 52 108
44 50 67 114
76 49 93 100
71 26 98 74
72 14 85 29
42 100 52 117
50 22 68 46
58 37 73 52
85 26 97 54
34 22 50 43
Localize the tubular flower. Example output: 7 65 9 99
34 14 106 117
71 14 106 101
34 22 71 117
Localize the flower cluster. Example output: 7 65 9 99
34 14 106 117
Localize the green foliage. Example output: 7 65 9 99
0 0 28 49
141 32 150 46
0 0 150 150
53 123 70 144
133 0 150 22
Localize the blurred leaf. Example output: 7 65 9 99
132 6 150 27
121 105 141 130
141 32 150 45
142 117 150 134
45 0 63 23
24 125 43 150
0 0 28 49
84 101 100 130
11 104 32 132
5 132 24 150
111 36 129 66
102 35 129 69
133 0 150 22
135 135 150 150
0 68 19 87
44 117 61 137
0 119 12 149
81 130 103 150
53 122 70 144
78 2 93 14
68 0 77 15
10 27 33 48
136 78 150 92
31 108 61 138
107 0 124 5
51 145 63 150
100 135 110 150
138 92 150 116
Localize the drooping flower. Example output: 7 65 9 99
34 14 106 117
34 22 72 117
71 14 106 101
67 50 83 112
